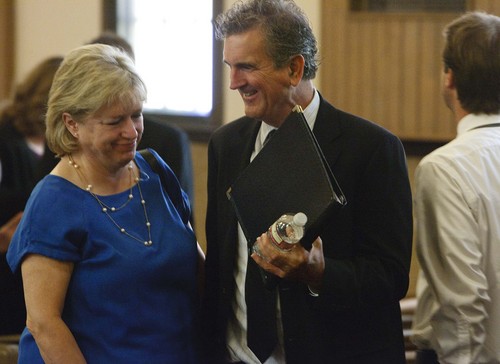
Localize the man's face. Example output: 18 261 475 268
223 27 294 127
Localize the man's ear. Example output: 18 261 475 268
63 112 79 138
444 67 455 90
288 54 305 86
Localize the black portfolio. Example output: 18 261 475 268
227 106 346 250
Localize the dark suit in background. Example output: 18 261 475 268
140 116 194 210
0 123 39 335
0 56 63 335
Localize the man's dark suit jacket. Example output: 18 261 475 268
36 117 194 209
0 123 40 334
203 95 413 364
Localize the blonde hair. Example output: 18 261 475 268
46 44 147 156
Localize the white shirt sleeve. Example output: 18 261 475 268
415 159 489 364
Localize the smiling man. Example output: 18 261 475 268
201 1 413 363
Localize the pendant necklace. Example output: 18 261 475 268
68 154 153 246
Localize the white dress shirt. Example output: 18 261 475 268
226 91 320 364
412 113 500 364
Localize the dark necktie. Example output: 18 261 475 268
263 129 276 147
245 127 278 362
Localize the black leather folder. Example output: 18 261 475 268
226 106 347 251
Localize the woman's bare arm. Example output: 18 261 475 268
22 254 86 364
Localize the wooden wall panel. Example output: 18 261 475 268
419 20 442 138
321 0 499 142
321 1 480 142
400 19 420 137
471 0 500 14
385 20 402 133
0 0 14 101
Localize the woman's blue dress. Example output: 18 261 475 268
7 150 199 363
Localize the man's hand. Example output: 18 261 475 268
251 232 325 292
0 212 23 253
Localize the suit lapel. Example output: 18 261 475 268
312 96 343 168
237 118 261 171
223 118 261 250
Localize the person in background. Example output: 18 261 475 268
7 44 204 363
411 12 500 364
202 0 413 363
0 56 63 335
36 31 195 214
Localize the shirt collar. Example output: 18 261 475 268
303 88 320 130
260 89 320 144
457 113 500 136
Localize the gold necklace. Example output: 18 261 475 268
68 154 153 246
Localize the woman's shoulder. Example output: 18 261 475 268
26 175 88 219
7 176 88 271
34 174 83 195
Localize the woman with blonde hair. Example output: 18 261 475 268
7 44 204 363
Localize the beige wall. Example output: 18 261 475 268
190 142 208 249
14 0 101 83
